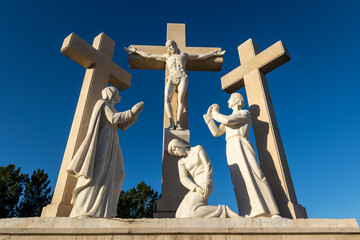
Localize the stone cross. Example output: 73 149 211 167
41 33 131 217
127 23 223 217
221 39 307 219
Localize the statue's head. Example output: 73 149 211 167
102 86 120 103
166 40 179 55
168 139 189 157
228 92 244 109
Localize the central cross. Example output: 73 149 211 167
127 23 224 217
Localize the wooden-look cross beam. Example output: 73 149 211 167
221 39 307 219
41 33 131 217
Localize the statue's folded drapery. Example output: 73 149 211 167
67 93 137 218
204 93 280 218
225 134 279 217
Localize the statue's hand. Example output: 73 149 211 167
211 104 220 112
202 185 209 199
210 104 220 118
213 50 225 56
195 186 205 197
207 105 213 115
131 101 144 116
124 46 137 53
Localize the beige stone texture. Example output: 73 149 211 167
221 40 290 93
41 33 131 217
0 217 359 240
127 23 224 217
220 39 306 219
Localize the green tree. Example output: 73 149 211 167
0 164 52 218
117 181 158 218
0 164 27 218
18 169 52 217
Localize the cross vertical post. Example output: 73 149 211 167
127 23 223 217
221 39 307 219
41 33 131 217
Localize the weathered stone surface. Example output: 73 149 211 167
0 217 359 240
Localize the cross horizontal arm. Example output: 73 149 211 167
109 62 132 91
128 45 224 71
61 33 100 68
61 33 131 91
221 41 290 93
185 47 223 71
128 45 167 70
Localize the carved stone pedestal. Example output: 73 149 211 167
154 129 189 218
1 217 359 240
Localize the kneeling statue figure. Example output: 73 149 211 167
168 139 238 218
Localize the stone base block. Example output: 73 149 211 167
153 197 183 218
278 201 308 219
41 202 73 217
0 217 359 240
155 129 190 218
163 129 190 149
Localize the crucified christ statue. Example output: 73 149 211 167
125 40 225 130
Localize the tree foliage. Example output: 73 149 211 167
0 164 52 218
117 181 158 218
0 164 159 219
0 165 27 218
18 169 52 217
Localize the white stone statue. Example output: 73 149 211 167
168 139 238 218
125 40 225 130
203 93 280 218
67 86 143 218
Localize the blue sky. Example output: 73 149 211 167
1 0 359 221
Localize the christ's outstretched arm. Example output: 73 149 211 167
187 50 225 61
124 46 166 61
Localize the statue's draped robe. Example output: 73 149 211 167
67 99 136 218
176 146 237 218
205 110 279 217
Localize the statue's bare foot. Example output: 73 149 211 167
176 122 183 131
271 214 282 219
168 121 175 130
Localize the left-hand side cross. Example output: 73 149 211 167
41 32 131 217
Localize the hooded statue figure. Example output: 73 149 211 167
67 86 143 218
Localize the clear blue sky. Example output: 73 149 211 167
1 0 359 221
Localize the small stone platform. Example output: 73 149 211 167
0 217 359 240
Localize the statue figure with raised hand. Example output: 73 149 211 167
203 93 280 218
67 86 143 218
168 139 238 218
125 40 225 130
